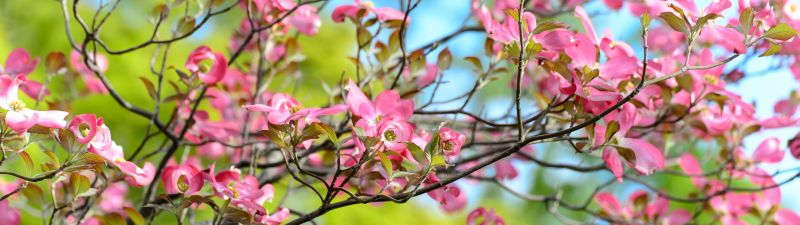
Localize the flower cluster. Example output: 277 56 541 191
1 0 800 225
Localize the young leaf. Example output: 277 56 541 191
138 77 158 100
124 207 146 225
760 43 782 57
70 173 90 197
377 151 393 178
176 16 196 36
438 47 453 70
312 123 339 148
604 121 621 143
659 12 687 33
406 143 428 166
764 23 798 41
740 7 754 35
19 151 35 174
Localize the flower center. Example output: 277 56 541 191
9 99 24 112
227 182 240 199
375 114 383 123
383 130 396 142
704 74 718 85
443 141 454 152
177 175 189 192
199 64 211 73
290 105 303 114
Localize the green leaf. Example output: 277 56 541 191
357 26 372 46
616 146 637 163
149 4 170 23
740 7 754 35
532 21 569 34
676 74 693 92
392 171 417 179
760 43 782 57
694 14 720 32
124 207 146 225
641 12 651 29
312 123 339 148
70 173 90 197
138 77 157 100
176 16 196 36
21 183 45 206
425 132 441 155
437 47 452 70
76 188 98 198
503 9 519 23
659 12 687 33
260 129 288 150
18 151 35 174
464 56 483 72
431 155 447 168
604 121 620 143
377 151 393 178
405 143 428 166
764 23 798 41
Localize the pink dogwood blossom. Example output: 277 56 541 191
332 0 405 23
162 164 204 195
0 75 67 135
185 46 228 85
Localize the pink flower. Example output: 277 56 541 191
287 5 321 35
270 0 296 11
604 138 665 181
3 48 39 76
699 108 734 136
2 49 48 99
373 116 414 151
69 114 113 152
701 25 746 54
704 0 731 15
467 207 505 225
488 12 536 44
574 6 597 44
775 208 800 225
678 153 707 188
245 93 346 128
0 200 20 225
753 137 784 164
162 164 204 195
595 192 630 219
494 160 517 180
427 184 466 213
264 207 290 225
619 138 665 175
345 79 413 124
205 164 274 205
332 0 405 23
790 131 800 159
602 0 623 10
438 128 466 159
185 46 228 85
0 75 67 135
99 182 128 213
117 160 156 187
785 1 800 22
70 50 108 94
